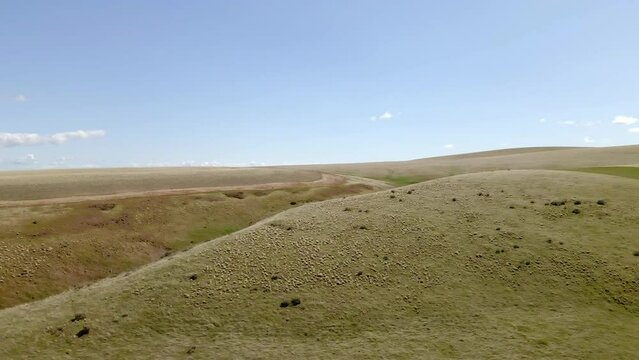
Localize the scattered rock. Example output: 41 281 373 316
70 313 86 322
76 327 90 338
224 191 245 199
90 203 116 211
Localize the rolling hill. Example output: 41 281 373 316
1 169 637 359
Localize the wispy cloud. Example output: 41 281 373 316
0 130 106 148
559 120 576 126
370 111 394 121
443 144 454 149
538 118 547 124
612 115 638 125
629 127 639 133
583 136 595 143
11 153 37 165
15 94 27 102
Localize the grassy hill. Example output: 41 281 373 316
293 145 639 184
1 170 637 359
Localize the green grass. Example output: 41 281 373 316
573 166 639 180
379 175 427 186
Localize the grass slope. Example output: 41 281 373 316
0 170 637 359
575 166 639 180
0 182 377 309
292 145 639 183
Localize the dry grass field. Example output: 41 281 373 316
0 167 321 201
0 145 638 359
295 145 639 184
0 170 637 359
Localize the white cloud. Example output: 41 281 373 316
559 120 576 126
15 94 27 102
370 111 394 121
539 118 547 123
443 144 454 149
0 130 106 147
613 115 638 125
583 137 595 143
629 127 639 133
11 153 37 165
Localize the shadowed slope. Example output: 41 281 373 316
0 170 637 359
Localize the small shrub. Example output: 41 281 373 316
546 239 552 243
291 298 301 306
633 251 639 257
343 207 352 212
280 301 289 308
525 260 530 265
597 199 606 205
452 198 457 202
509 205 515 209
496 227 501 231
359 226 368 230
573 200 581 205
271 275 280 281
290 201 297 205
390 195 396 199
513 245 520 249
356 271 363 276
189 274 198 281
383 255 389 261
572 208 581 214
407 190 413 195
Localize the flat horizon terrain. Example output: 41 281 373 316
0 145 638 359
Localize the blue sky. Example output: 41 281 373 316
1 1 638 170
